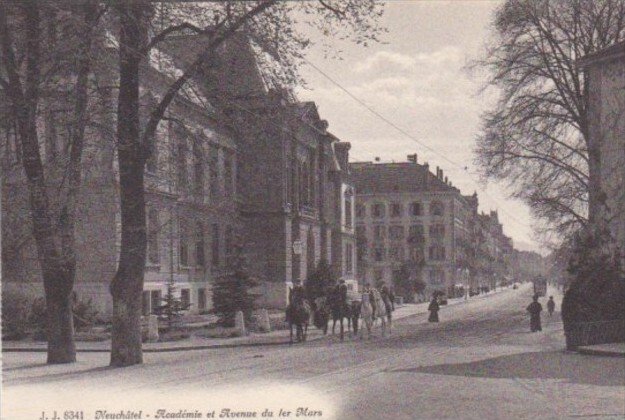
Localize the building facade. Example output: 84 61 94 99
351 156 473 299
1 44 239 317
579 41 625 268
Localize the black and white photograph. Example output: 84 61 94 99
1 1 624 419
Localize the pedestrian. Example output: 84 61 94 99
547 296 555 316
428 295 440 323
526 294 543 332
389 286 396 311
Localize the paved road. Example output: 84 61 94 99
3 284 624 420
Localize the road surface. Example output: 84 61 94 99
3 284 624 420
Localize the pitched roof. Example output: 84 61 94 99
350 162 458 195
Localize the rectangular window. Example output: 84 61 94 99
193 141 204 196
356 204 365 218
389 225 405 241
141 291 151 316
198 288 206 311
390 203 402 218
195 222 205 268
372 203 385 219
180 289 190 308
389 246 404 261
150 290 162 312
356 226 366 239
429 224 446 239
211 223 220 268
225 225 233 266
176 138 187 192
428 246 446 261
410 202 422 216
374 247 385 262
209 145 219 200
374 225 386 240
147 208 159 265
179 218 189 267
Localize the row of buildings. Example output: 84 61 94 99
1 30 523 316
351 157 516 300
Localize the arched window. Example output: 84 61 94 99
430 201 444 217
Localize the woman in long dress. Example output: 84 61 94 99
428 296 440 322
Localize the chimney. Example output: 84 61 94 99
444 176 448 184
374 156 381 162
439 169 444 180
424 162 430 188
407 153 418 164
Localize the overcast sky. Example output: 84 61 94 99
296 0 541 253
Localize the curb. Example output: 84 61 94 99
577 346 625 358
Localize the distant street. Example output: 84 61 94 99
3 284 624 420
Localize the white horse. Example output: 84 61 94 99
359 292 374 340
371 288 389 337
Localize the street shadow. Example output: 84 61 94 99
3 362 50 372
388 350 625 387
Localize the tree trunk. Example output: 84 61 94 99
109 1 150 367
46 291 76 364
0 3 77 364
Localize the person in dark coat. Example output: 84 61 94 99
428 295 440 322
526 295 543 332
547 296 555 316
389 286 396 311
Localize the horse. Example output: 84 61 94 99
328 286 352 341
370 288 390 337
312 296 330 335
286 287 311 344
359 291 374 340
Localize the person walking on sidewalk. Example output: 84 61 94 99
547 296 555 317
526 295 543 332
428 295 440 323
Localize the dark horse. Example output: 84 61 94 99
286 287 311 344
314 295 361 340
328 285 356 341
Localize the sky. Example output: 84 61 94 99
296 0 542 253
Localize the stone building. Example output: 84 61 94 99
162 33 358 308
1 43 238 316
579 41 625 267
351 156 473 299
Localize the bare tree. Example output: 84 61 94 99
474 0 625 237
0 0 102 363
109 0 386 367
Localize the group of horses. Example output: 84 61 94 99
285 285 393 344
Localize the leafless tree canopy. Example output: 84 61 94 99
475 0 625 239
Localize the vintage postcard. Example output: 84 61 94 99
1 1 624 419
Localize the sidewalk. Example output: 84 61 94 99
2 287 513 353
577 342 625 357
1 301 427 353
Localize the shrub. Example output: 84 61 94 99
29 297 47 341
212 243 259 327
1 290 30 340
72 297 100 332
305 258 336 301
563 227 624 327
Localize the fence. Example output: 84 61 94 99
564 319 625 350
